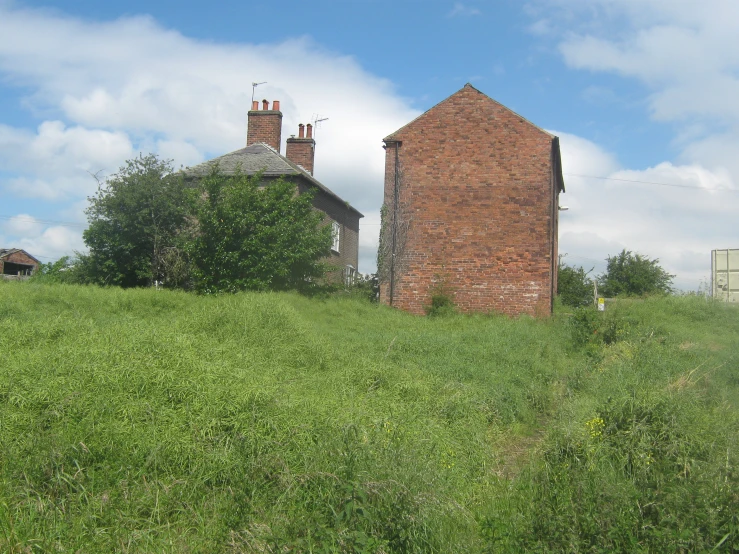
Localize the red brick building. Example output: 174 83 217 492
0 248 40 279
379 84 565 316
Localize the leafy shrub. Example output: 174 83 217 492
568 307 601 350
425 293 456 317
343 272 379 302
185 168 333 293
30 256 80 284
598 249 674 297
558 262 594 308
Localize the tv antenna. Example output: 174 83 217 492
312 114 329 138
251 82 267 103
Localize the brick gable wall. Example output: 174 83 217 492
379 85 560 316
1 250 39 276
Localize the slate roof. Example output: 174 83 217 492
0 248 40 263
183 143 363 217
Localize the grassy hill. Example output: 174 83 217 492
1 281 737 552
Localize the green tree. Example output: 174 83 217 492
31 255 79 284
80 154 188 287
597 249 674 297
185 168 332 293
557 261 594 308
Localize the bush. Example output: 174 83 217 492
185 168 333 294
345 273 379 302
558 262 594 308
598 249 674 297
30 256 80 284
425 293 456 317
80 154 188 288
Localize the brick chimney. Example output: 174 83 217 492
285 123 316 175
247 99 283 152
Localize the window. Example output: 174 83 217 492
331 221 341 253
345 265 356 287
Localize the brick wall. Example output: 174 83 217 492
1 250 39 276
247 100 282 152
379 84 561 316
298 179 361 276
285 124 316 175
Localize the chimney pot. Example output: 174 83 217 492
247 98 283 151
273 100 280 111
286 123 316 175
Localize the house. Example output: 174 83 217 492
378 84 565 316
184 99 363 284
0 248 40 279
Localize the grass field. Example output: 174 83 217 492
1 281 737 552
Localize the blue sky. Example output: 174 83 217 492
1 0 738 290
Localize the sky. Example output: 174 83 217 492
1 0 737 291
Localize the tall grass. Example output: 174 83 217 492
482 297 739 552
0 282 737 552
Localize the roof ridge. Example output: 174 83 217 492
180 143 363 218
384 84 555 142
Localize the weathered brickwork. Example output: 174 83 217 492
247 100 282 152
286 129 316 175
379 84 564 316
0 249 40 277
299 180 361 274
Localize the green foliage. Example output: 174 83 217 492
30 255 79 284
598 249 675 297
376 203 388 282
481 296 739 552
185 168 332 293
80 154 188 288
426 293 456 317
568 306 601 351
341 272 379 302
425 274 457 316
2 282 738 551
557 261 593 308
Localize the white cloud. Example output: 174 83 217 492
448 3 481 17
528 19 554 36
549 1 739 128
526 1 739 290
556 132 739 290
0 121 134 199
2 214 43 236
16 225 85 260
0 3 419 264
1 212 85 261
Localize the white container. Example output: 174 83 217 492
712 249 739 302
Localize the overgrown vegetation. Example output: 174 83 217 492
80 154 188 288
557 259 594 308
559 250 675 308
1 281 737 552
75 154 333 293
185 167 332 294
598 249 675 297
